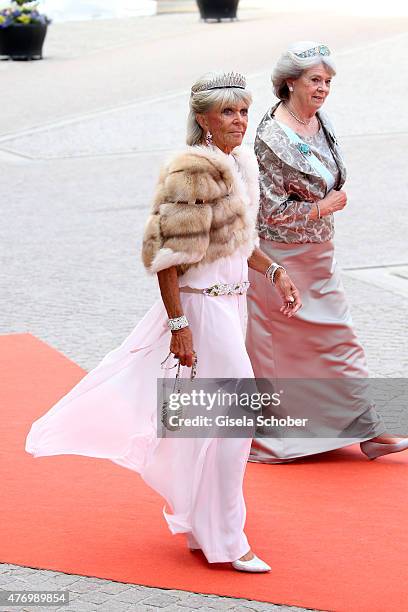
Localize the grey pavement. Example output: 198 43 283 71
1 5 408 612
0 563 308 612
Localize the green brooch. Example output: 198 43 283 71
297 143 311 155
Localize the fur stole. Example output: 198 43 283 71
142 144 260 275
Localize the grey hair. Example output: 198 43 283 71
187 71 252 146
272 41 336 101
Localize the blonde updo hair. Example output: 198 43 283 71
272 41 336 101
187 71 253 146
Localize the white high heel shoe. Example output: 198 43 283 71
360 439 408 460
232 554 271 573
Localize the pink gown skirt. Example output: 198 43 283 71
246 238 385 463
25 252 254 563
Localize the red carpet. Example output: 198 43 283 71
1 333 408 611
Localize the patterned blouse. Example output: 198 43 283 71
255 103 346 244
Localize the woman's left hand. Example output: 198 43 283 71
274 270 302 318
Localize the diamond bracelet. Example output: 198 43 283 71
265 263 286 284
167 315 189 331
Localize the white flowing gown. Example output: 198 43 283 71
25 250 255 563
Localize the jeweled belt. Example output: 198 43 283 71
179 281 250 296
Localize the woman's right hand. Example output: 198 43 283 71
319 189 347 216
170 327 195 367
274 270 302 318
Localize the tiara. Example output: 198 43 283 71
293 45 331 59
191 72 246 95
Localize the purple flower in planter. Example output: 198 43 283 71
0 10 13 27
0 3 52 28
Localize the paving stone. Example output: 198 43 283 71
183 607 217 612
160 605 194 612
142 593 180 607
18 607 50 612
49 575 83 588
244 605 281 611
17 578 64 592
176 593 224 609
56 600 84 610
73 590 111 605
58 603 99 612
96 600 139 612
0 574 15 586
117 587 158 604
97 582 133 595
69 579 106 594
0 578 34 591
4 568 37 578
195 598 239 610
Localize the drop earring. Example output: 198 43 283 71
288 85 294 92
205 131 213 146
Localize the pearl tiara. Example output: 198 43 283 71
293 45 331 59
191 72 247 95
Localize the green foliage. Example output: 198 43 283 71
15 0 39 6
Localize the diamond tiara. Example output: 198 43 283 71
191 72 247 95
293 45 331 59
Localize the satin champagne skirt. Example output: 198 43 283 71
246 238 386 463
26 253 254 563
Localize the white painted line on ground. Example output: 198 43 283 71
0 91 188 144
0 148 32 163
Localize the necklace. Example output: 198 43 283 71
283 103 313 126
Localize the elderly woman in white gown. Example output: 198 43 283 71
25 71 302 572
246 41 408 463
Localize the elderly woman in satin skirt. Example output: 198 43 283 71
246 41 408 463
